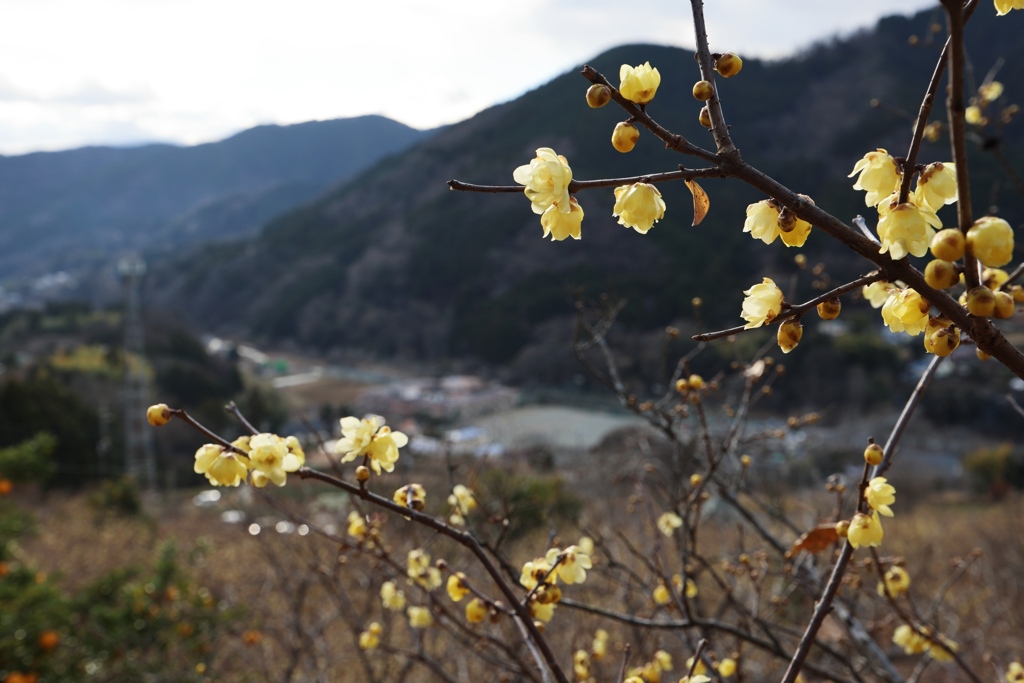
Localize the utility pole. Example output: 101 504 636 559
118 255 158 492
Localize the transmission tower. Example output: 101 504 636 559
118 255 158 491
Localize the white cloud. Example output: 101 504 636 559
0 0 939 154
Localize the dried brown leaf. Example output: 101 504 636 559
685 179 710 226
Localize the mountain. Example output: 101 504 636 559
0 116 433 280
148 8 1024 377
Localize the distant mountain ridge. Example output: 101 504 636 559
0 115 433 280
146 7 1024 374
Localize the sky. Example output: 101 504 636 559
0 0 940 155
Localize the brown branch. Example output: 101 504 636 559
448 167 727 194
942 0 979 289
296 467 570 683
688 0 737 156
692 272 883 342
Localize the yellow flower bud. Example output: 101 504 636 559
1012 285 1024 303
692 80 713 101
817 298 841 320
924 259 958 289
146 403 172 427
924 325 960 357
967 216 1015 267
966 286 996 317
983 267 1010 290
688 374 705 390
965 105 984 125
585 84 611 108
698 106 712 128
407 606 433 629
977 348 992 361
994 290 1015 319
835 520 850 537
689 473 702 487
612 121 640 153
465 598 487 624
864 443 883 466
355 465 371 482
718 658 737 677
652 582 671 605
777 318 803 354
740 454 752 468
715 53 743 78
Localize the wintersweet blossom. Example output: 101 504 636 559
673 573 698 598
653 582 671 605
335 416 408 475
877 202 941 260
847 512 884 548
881 288 930 336
619 62 661 104
865 477 896 517
545 545 592 584
193 444 250 487
967 216 1015 267
358 622 382 650
513 148 573 215
380 581 406 610
446 573 470 602
740 278 784 329
613 183 666 234
528 597 555 622
743 200 782 244
850 149 901 206
995 0 1024 15
978 80 1005 103
347 510 368 540
407 549 442 590
248 433 295 487
465 598 487 623
448 484 476 514
893 624 929 655
718 659 737 677
407 606 433 628
540 196 584 241
657 511 683 536
913 162 957 212
863 281 896 308
519 557 554 590
877 566 911 597
393 483 426 510
1006 661 1024 683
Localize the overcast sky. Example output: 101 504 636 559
0 0 941 155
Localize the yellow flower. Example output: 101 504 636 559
653 582 671 605
777 318 803 354
446 573 470 602
248 433 292 487
592 629 608 659
358 622 382 650
335 416 379 459
677 575 698 599
1006 661 1024 683
654 650 672 671
545 545 592 585
393 483 426 511
347 510 368 540
578 536 594 555
366 426 408 474
407 606 433 629
657 511 683 536
881 288 930 336
893 624 928 655
743 200 782 244
877 202 941 260
528 596 556 622
847 512 883 548
928 635 958 662
380 581 406 611
863 281 896 308
407 549 442 590
447 484 476 515
995 0 1024 16
540 196 584 241
865 477 896 517
877 565 910 597
513 147 573 214
965 105 984 124
619 62 661 104
740 277 784 329
967 216 1015 267
913 162 957 212
680 677 711 683
978 80 1004 103
465 597 487 624
613 183 666 234
520 557 554 590
718 658 737 677
685 656 707 676
574 649 591 680
850 149 901 206
193 444 250 487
